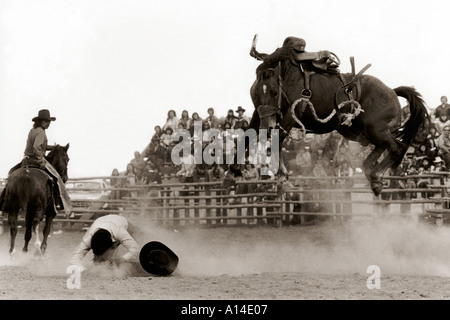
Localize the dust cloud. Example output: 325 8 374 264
128 216 450 278
1 215 450 279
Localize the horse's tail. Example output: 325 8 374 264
394 86 430 147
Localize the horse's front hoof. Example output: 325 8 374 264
9 248 16 258
371 181 384 197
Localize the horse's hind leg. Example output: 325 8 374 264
32 218 42 256
365 132 407 196
23 210 34 253
362 147 385 182
362 146 389 195
23 209 42 254
7 211 19 256
371 149 404 194
41 214 55 254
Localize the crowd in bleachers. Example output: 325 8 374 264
109 96 450 200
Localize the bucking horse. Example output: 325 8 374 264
248 35 429 196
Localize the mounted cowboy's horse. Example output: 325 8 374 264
1 144 70 256
249 35 429 196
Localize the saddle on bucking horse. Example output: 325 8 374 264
251 35 371 130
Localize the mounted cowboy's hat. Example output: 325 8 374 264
139 241 179 276
32 109 56 122
236 106 246 113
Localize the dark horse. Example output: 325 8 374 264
248 36 429 196
3 144 70 256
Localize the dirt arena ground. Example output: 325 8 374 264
1 211 450 300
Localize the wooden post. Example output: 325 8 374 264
205 183 211 225
436 213 444 226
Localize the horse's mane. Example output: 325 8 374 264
45 145 69 168
45 145 62 162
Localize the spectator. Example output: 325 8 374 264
179 110 191 130
224 109 237 128
130 151 147 183
177 122 186 130
141 136 166 173
333 138 351 168
417 165 433 200
421 157 432 172
433 156 446 172
162 109 179 132
425 126 439 159
434 96 450 120
434 113 450 135
281 136 298 169
207 148 226 181
176 152 196 183
109 168 122 201
414 144 435 167
312 148 326 166
436 125 450 168
205 107 220 129
222 123 235 164
241 120 249 131
222 150 245 204
222 121 234 135
402 156 416 173
124 162 135 177
294 146 313 176
236 160 260 206
160 127 175 162
152 125 163 141
233 106 248 130
193 145 218 183
143 161 162 185
428 125 440 140
258 146 277 180
123 163 137 198
189 112 202 137
202 120 213 146
322 131 341 161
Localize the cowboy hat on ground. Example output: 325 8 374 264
139 241 179 276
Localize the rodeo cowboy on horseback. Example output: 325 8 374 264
0 109 72 216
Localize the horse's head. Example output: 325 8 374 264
46 143 70 183
250 67 283 131
251 68 279 107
